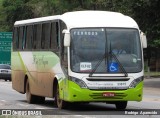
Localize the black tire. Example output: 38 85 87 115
26 79 36 104
79 102 90 104
36 96 45 104
55 83 67 109
115 101 127 110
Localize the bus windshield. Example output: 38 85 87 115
70 28 142 74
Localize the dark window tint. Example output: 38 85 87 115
50 22 59 50
35 24 42 49
13 27 19 50
19 26 24 49
22 26 27 49
33 25 37 49
26 25 33 49
41 23 51 49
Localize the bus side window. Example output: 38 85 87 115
50 22 59 52
33 25 37 49
19 26 25 50
26 25 33 50
41 23 50 50
22 26 27 50
13 27 19 50
35 24 42 49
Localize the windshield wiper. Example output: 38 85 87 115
89 52 128 77
89 53 107 77
89 29 128 77
110 52 128 77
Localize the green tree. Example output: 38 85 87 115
1 0 34 31
0 0 9 31
1 0 160 48
128 0 160 47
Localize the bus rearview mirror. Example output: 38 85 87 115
63 30 70 47
140 32 147 48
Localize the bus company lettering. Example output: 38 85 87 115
73 31 98 36
33 55 48 67
87 82 114 86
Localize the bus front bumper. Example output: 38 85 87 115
61 80 143 102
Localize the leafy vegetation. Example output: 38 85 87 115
0 0 160 47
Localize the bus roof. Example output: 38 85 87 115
14 15 60 26
61 11 139 29
14 11 139 29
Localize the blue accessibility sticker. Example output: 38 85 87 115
108 62 119 72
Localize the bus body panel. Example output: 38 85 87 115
12 52 26 93
11 51 65 97
60 79 143 102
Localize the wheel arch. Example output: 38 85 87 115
24 75 28 93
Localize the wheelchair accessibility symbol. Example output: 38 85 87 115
108 62 118 72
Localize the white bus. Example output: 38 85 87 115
12 11 147 109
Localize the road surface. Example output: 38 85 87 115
0 78 160 117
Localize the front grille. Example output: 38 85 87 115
89 92 127 99
88 86 128 90
87 78 130 81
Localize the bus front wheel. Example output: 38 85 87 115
115 101 127 109
55 84 67 109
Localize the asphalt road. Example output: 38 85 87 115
0 78 160 117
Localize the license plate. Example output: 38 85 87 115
102 92 115 97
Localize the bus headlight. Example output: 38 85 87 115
129 76 144 88
69 77 88 89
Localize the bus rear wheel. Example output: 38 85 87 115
55 84 67 109
115 101 127 109
26 79 36 103
26 79 45 104
36 96 45 104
